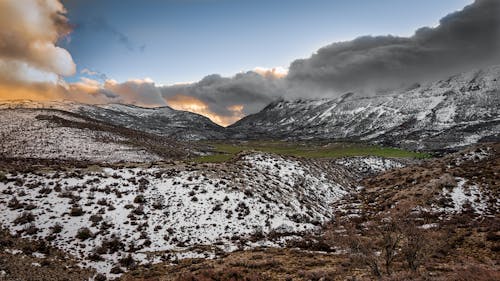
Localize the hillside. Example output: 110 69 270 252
230 66 500 151
0 152 383 277
0 106 191 163
119 143 500 281
0 100 228 141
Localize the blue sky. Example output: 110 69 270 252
60 0 472 85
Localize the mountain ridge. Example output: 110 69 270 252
230 65 500 151
1 65 499 151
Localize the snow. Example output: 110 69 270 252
0 152 350 276
439 177 488 214
335 156 407 177
234 65 500 151
0 109 163 163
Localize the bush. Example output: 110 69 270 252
70 206 84 216
50 223 63 234
134 194 146 204
76 227 93 240
100 236 125 254
119 254 136 268
8 197 23 210
94 273 107 281
13 212 35 225
89 215 103 223
110 266 124 274
176 268 266 281
0 172 7 182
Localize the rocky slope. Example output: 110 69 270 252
230 66 500 151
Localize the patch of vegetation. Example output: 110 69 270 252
193 140 431 163
76 227 93 240
0 171 6 182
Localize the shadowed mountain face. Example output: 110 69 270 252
230 66 500 151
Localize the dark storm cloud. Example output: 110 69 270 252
160 71 284 117
287 0 500 95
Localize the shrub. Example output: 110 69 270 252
134 194 146 204
101 236 125 254
110 266 124 274
452 265 500 281
76 227 93 240
8 197 23 209
50 223 63 233
89 215 103 223
94 273 107 281
176 268 266 281
97 198 108 206
70 206 84 216
0 172 7 182
24 224 39 235
119 254 136 268
13 212 35 225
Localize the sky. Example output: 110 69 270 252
1 0 499 126
60 0 473 85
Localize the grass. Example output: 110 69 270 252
193 140 431 163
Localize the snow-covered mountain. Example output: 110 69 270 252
0 100 228 141
230 66 500 151
2 66 499 151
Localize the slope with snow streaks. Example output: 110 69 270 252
0 152 354 275
77 104 228 140
231 66 500 150
0 109 162 163
0 100 228 140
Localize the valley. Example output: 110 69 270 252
0 66 499 281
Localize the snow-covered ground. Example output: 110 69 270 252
0 109 163 163
334 156 409 177
436 177 490 215
0 153 352 275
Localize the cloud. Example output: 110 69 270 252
81 68 109 81
159 71 285 124
165 95 244 126
287 0 500 95
104 78 167 107
253 66 288 79
1 0 498 127
0 0 76 86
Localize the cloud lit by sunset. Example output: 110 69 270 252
165 95 244 126
253 67 288 79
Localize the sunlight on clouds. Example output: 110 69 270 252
0 0 75 81
253 66 288 79
166 95 243 126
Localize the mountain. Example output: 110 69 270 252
2 65 499 154
0 102 203 162
0 100 227 140
230 66 500 151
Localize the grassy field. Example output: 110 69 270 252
193 140 431 163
